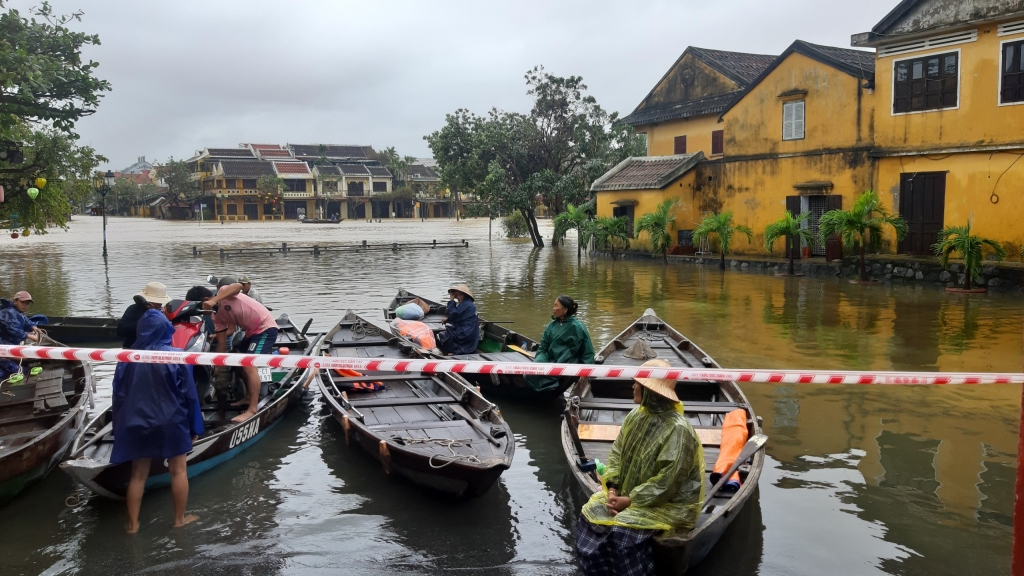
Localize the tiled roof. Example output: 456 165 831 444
688 47 777 85
273 161 311 176
590 154 704 192
247 144 284 150
206 148 255 159
368 166 392 178
407 165 438 179
622 93 740 126
220 160 276 179
338 163 370 176
289 144 371 159
315 165 342 177
257 149 293 158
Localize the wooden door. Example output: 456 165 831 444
899 172 946 255
785 195 801 260
825 195 843 261
243 203 258 220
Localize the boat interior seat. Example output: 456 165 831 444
479 352 525 363
32 369 69 413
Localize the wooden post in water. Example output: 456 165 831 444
281 242 288 253
219 248 225 259
432 239 436 249
313 244 320 256
1015 322 1024 576
193 246 198 257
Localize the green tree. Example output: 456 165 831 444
257 174 284 214
111 176 140 215
0 2 111 138
933 221 1006 290
818 190 908 282
693 211 753 270
634 199 678 264
156 158 198 203
763 210 812 275
592 215 631 260
552 202 594 260
501 211 528 238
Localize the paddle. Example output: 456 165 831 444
507 344 535 359
70 422 113 458
701 433 768 509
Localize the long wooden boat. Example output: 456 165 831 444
275 313 313 351
60 334 323 499
37 316 119 344
383 289 567 400
317 310 514 497
300 218 342 224
0 356 93 505
561 309 764 575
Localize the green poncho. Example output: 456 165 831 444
581 389 705 533
526 315 595 392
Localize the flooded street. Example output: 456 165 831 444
0 215 1019 575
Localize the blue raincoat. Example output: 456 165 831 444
440 298 480 355
0 298 35 346
110 310 204 465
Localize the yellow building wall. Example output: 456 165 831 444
723 52 874 156
874 22 1024 150
594 171 699 250
636 114 724 158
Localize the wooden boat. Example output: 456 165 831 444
60 334 323 499
37 316 119 344
317 310 514 497
383 289 567 400
275 313 313 351
0 356 93 505
561 309 764 575
300 218 342 224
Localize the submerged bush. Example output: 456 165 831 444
501 212 528 238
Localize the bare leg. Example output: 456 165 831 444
231 366 260 423
126 458 151 534
168 454 198 527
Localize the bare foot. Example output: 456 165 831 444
231 410 256 423
126 522 139 534
230 399 248 407
174 514 199 528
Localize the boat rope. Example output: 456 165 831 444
392 436 483 468
350 319 380 340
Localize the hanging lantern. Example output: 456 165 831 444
22 229 30 237
26 187 39 200
34 177 47 189
0 184 4 203
10 232 18 239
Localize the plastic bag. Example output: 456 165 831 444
395 301 426 320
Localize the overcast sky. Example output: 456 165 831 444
22 0 898 170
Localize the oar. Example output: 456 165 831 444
70 422 113 458
507 344 535 359
702 433 767 509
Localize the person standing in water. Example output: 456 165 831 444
526 295 595 393
110 309 204 534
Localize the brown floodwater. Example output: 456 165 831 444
0 215 1019 575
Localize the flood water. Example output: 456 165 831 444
0 215 1020 575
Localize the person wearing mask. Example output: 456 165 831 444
525 295 595 393
110 309 204 534
438 284 479 356
576 358 705 576
0 291 41 381
238 275 263 305
117 282 173 349
202 276 277 423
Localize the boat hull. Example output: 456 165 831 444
38 316 119 344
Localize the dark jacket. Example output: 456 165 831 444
110 310 204 465
526 315 595 392
117 302 149 349
442 298 480 355
0 299 34 346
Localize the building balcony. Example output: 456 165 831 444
282 191 313 198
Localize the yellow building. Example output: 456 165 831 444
852 0 1024 255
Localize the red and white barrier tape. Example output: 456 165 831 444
3 344 1022 385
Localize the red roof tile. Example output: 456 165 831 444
259 149 293 158
273 162 311 175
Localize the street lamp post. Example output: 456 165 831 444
98 169 115 257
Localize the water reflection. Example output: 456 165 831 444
0 217 1019 574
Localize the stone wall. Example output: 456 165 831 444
593 250 1024 292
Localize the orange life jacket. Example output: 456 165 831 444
393 319 437 350
712 408 749 486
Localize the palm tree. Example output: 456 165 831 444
693 211 753 270
634 199 678 264
764 210 812 275
933 221 1006 290
818 190 908 282
553 203 594 260
592 215 631 260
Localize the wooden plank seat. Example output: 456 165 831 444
579 423 723 445
349 395 458 408
32 370 69 412
578 400 743 413
370 419 475 432
331 374 428 384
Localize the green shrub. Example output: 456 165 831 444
501 212 528 238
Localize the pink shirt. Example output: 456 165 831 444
213 291 277 335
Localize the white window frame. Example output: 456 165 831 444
889 47 962 117
782 100 805 141
998 34 1024 107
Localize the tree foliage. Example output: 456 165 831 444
425 66 645 248
501 211 528 238
818 190 908 281
763 210 812 275
0 1 111 138
592 215 631 260
634 199 678 263
693 211 753 270
933 221 1006 290
156 158 199 203
552 202 594 260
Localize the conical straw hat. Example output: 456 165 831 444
633 358 678 402
448 284 474 300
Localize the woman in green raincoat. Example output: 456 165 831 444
525 295 594 393
576 358 705 576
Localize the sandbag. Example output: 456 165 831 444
710 408 749 492
393 318 437 350
395 299 429 320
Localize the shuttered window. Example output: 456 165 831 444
1002 40 1024 104
893 51 958 113
711 130 724 155
673 135 687 154
782 100 805 140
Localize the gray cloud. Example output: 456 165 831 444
20 0 897 169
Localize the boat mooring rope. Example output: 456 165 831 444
392 437 483 468
1 344 1022 385
350 319 380 340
